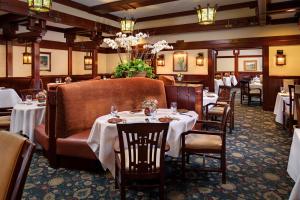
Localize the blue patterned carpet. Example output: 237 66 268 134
22 101 294 200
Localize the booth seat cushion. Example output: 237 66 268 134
56 129 96 160
34 124 49 151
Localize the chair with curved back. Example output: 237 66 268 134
181 105 231 183
0 131 35 200
19 89 41 101
240 80 262 105
158 75 176 86
217 86 231 102
0 107 12 131
114 123 169 200
283 85 296 134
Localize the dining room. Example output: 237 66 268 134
0 0 300 199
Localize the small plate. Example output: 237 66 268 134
108 118 124 124
158 117 173 123
177 109 189 114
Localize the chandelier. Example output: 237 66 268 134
120 18 135 34
196 4 217 25
27 0 52 12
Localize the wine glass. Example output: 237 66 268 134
170 102 177 114
26 95 32 105
111 105 118 117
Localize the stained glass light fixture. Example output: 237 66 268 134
120 18 135 34
157 55 165 66
28 0 52 12
196 4 217 25
276 50 286 66
196 53 204 66
84 51 93 70
23 43 32 64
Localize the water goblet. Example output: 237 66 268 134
26 95 33 105
111 105 118 117
170 102 177 114
150 107 157 120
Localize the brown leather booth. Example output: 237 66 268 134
35 78 202 169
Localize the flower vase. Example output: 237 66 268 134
144 107 151 116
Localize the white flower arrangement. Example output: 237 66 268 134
103 32 173 64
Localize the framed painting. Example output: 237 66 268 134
173 51 188 72
40 52 51 71
243 60 257 72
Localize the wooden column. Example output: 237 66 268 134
233 49 240 78
208 49 216 92
68 46 72 75
92 49 98 78
262 46 269 111
31 42 41 90
5 40 13 77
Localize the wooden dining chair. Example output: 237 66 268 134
240 80 262 105
181 105 231 183
0 131 35 200
0 107 12 131
283 85 296 134
205 91 236 132
114 123 169 200
218 86 231 102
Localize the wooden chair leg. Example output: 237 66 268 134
283 113 286 130
159 178 165 200
120 182 126 200
182 151 186 179
221 154 226 184
187 153 190 164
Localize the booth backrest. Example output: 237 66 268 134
55 78 167 138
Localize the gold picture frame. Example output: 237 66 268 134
243 60 257 72
173 51 188 72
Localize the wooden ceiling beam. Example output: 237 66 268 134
91 0 178 14
138 16 258 35
267 0 300 14
137 1 257 22
52 0 120 21
0 0 120 34
257 0 267 25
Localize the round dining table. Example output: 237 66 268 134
87 109 198 176
0 88 22 108
10 101 46 141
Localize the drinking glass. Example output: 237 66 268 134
26 95 32 105
170 102 177 114
150 107 157 120
280 87 285 93
111 105 118 117
55 78 60 83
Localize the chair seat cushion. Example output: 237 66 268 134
34 124 49 151
185 134 222 150
250 90 260 94
217 101 228 105
208 106 224 115
116 148 161 171
56 129 97 160
0 116 10 127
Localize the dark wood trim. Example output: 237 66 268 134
6 40 13 77
92 49 98 78
234 50 239 77
208 49 216 92
267 0 300 14
137 1 257 22
53 0 119 21
0 0 120 33
139 16 258 35
269 17 299 25
31 42 40 90
257 0 267 25
68 46 72 75
91 0 178 13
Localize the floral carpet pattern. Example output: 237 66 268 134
22 102 294 200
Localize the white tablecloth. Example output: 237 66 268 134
223 77 231 87
203 93 218 107
0 88 22 108
214 79 224 94
230 75 238 86
10 101 46 141
87 109 198 176
274 93 296 124
250 82 263 90
288 128 300 200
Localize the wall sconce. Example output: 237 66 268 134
157 54 165 66
84 51 93 70
276 50 286 66
23 43 32 64
196 53 204 66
